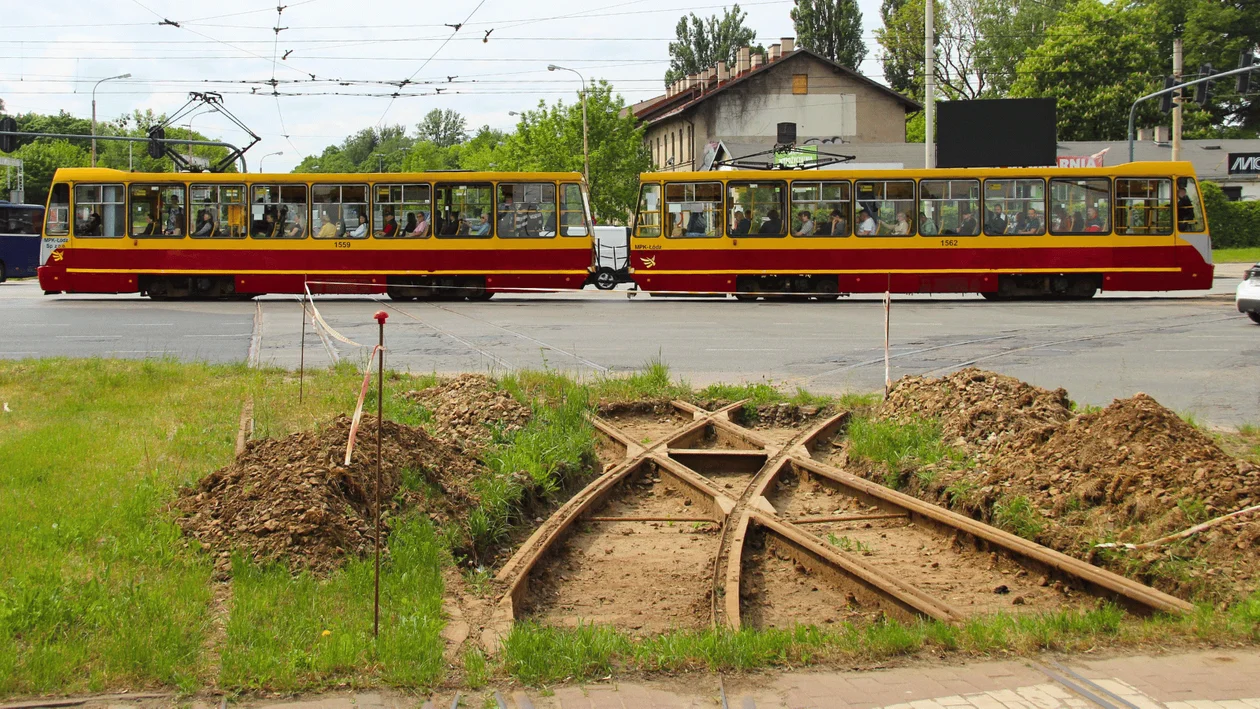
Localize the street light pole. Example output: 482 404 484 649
259 151 283 173
91 73 131 167
548 64 590 186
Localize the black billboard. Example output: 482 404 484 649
936 98 1057 169
1228 153 1260 175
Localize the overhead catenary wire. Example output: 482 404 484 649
375 0 489 127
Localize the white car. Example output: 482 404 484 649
1237 264 1260 324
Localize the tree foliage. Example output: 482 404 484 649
665 5 759 86
876 0 991 101
1 109 230 205
875 0 944 100
1009 0 1163 141
791 0 868 69
496 82 650 223
294 124 414 173
972 0 1071 96
416 108 468 148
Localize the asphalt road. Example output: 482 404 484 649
2 269 1256 425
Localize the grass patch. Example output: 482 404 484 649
846 416 961 488
493 599 1260 686
1214 247 1260 263
992 495 1047 539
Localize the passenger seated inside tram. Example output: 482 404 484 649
381 210 399 237
1016 206 1043 234
985 204 1008 234
856 208 876 235
254 212 276 238
671 210 685 236
441 212 460 235
685 211 708 235
731 210 751 235
349 213 368 238
456 213 471 235
1085 205 1105 232
285 213 306 238
1051 206 1069 231
793 210 815 236
957 207 979 235
472 213 491 236
759 209 782 234
317 211 338 238
193 209 216 236
919 210 937 235
140 212 159 236
827 208 846 236
879 211 910 235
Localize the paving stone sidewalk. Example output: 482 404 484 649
40 648 1256 709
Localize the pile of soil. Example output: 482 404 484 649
748 402 825 428
175 415 482 573
881 368 1072 453
404 374 532 448
864 370 1260 601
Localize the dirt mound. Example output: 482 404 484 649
596 399 674 417
404 374 532 448
175 415 482 573
881 368 1072 452
749 402 825 428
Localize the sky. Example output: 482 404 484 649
1 0 891 172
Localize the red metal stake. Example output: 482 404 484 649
373 310 388 638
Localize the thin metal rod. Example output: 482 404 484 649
792 513 909 524
1127 64 1258 162
298 296 306 403
374 322 384 638
883 275 891 397
587 516 715 523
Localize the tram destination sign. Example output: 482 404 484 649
1228 153 1260 175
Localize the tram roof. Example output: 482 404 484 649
50 168 587 183
639 161 1200 181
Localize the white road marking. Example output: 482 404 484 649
56 335 122 340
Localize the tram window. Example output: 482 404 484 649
982 179 1044 235
1049 178 1110 234
1115 178 1173 236
636 183 662 237
921 179 980 236
45 183 70 236
790 181 850 237
728 181 785 237
312 184 369 239
190 184 246 238
374 183 430 238
854 180 915 236
665 182 722 238
434 183 493 238
1177 178 1206 233
129 184 186 238
74 184 126 238
560 183 589 237
497 182 557 237
251 184 309 239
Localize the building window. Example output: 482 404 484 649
793 74 808 94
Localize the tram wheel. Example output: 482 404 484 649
1249 312 1260 325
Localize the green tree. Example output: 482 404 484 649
879 0 915 94
1009 0 1162 140
416 109 468 148
972 0 1070 96
5 140 89 206
665 5 759 86
791 0 871 68
792 0 868 68
877 0 990 101
295 125 414 172
497 82 649 223
876 0 944 100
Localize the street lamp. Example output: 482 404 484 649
259 151 283 173
548 64 589 186
91 72 131 167
184 109 213 168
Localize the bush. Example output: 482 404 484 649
1202 181 1260 248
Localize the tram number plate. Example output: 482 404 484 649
939 239 959 247
334 241 352 249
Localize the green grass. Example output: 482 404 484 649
1213 247 1260 263
992 495 1047 539
495 599 1260 686
846 416 961 488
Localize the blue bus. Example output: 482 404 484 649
0 202 46 282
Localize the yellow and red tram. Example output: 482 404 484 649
37 168 595 299
629 162 1214 299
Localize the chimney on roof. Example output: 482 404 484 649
717 61 729 82
1154 125 1170 142
769 43 781 61
737 46 751 74
687 73 699 90
751 51 765 69
706 67 716 86
781 37 795 53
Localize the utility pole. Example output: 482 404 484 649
1172 36 1183 161
924 0 935 169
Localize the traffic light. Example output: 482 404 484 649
1240 51 1254 94
146 126 165 159
1195 63 1212 105
0 116 15 153
1160 76 1176 112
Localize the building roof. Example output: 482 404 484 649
688 138 1260 181
632 49 922 126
